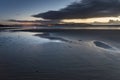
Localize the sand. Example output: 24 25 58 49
0 28 120 80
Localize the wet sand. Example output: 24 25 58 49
0 28 120 80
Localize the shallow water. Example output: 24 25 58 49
0 31 120 80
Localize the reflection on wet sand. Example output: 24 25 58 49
0 29 120 80
35 33 74 43
93 41 116 50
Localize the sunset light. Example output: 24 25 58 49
62 17 120 23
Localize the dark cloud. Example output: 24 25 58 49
8 19 60 24
9 19 47 23
33 0 120 19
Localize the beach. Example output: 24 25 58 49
0 27 120 80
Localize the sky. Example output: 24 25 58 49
0 0 74 24
1 0 120 25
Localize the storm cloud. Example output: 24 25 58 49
33 0 120 19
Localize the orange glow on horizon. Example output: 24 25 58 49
62 17 120 23
1 17 120 25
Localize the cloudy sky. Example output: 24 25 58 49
1 0 120 24
0 0 74 24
